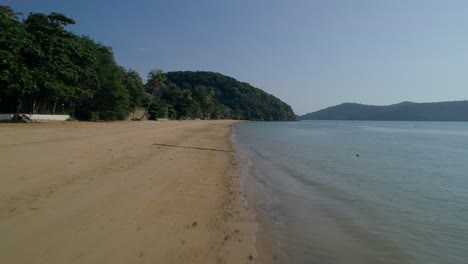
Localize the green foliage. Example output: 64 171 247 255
147 97 169 120
125 69 145 109
0 6 145 120
0 6 17 18
1 6 294 121
141 69 166 120
0 7 36 112
145 71 295 121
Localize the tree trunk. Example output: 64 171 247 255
41 102 47 114
72 101 76 119
14 99 23 121
53 98 57 114
32 100 42 114
140 88 156 120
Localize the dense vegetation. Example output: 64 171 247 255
148 71 296 120
300 101 468 121
0 6 295 121
0 6 145 120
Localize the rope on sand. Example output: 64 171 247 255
152 143 235 153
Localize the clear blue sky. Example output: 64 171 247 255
4 0 468 114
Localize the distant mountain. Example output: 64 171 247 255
300 101 468 121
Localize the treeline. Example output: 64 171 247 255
147 71 296 121
0 6 145 120
1 6 295 121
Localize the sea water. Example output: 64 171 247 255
234 121 468 264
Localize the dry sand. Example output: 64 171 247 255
0 120 257 264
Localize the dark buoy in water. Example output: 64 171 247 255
356 154 360 157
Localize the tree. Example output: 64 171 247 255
84 43 129 120
0 5 21 20
141 69 166 120
0 7 36 116
1 6 296 121
1 7 148 120
23 12 82 114
164 71 296 121
124 69 145 110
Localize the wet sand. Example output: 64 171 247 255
0 120 256 264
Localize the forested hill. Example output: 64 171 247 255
161 71 295 121
300 101 468 121
0 6 294 121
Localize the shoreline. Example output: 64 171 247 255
220 124 259 262
232 124 284 263
0 120 258 264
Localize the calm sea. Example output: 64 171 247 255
234 121 468 264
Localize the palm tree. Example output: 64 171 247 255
141 69 166 120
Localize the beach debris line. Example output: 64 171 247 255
152 143 235 153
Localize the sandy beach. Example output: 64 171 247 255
0 120 256 264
